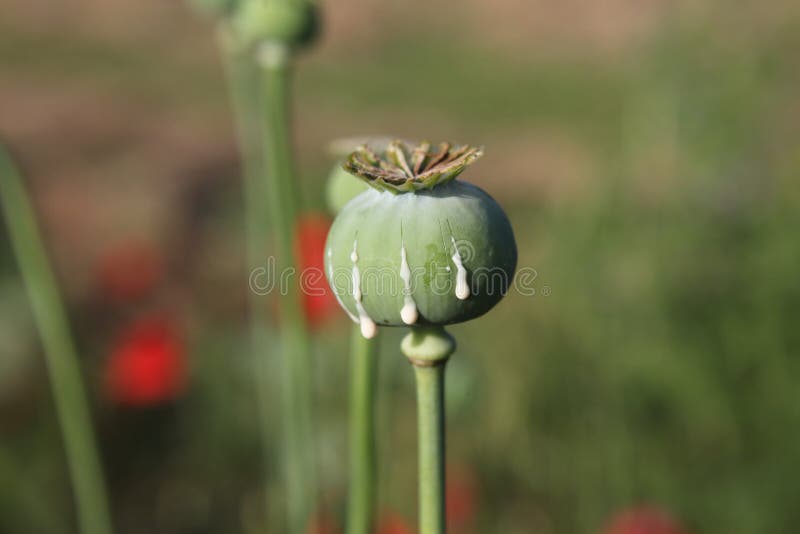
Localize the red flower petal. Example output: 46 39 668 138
602 506 688 534
105 314 186 406
375 512 415 534
447 464 478 528
294 212 338 328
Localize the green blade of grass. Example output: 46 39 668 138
0 146 113 534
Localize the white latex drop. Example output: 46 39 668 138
351 239 377 338
399 244 418 325
450 236 470 300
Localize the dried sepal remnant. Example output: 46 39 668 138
343 140 484 193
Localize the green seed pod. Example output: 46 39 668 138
324 137 403 215
233 0 319 49
324 141 517 338
326 165 369 215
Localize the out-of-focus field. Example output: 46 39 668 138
2 1 800 533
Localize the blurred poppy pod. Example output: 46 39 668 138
105 315 186 406
233 0 319 49
295 212 339 328
325 137 402 215
324 141 517 338
94 241 163 304
326 165 370 216
602 506 688 534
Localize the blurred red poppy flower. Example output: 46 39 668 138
105 315 186 406
447 464 478 530
294 212 338 327
95 241 163 303
602 506 688 534
375 512 414 534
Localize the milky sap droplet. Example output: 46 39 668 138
450 236 470 300
399 243 418 325
351 239 377 338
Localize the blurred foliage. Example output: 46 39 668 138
2 3 800 534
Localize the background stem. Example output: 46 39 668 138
414 363 447 534
0 147 113 534
219 31 279 525
258 43 316 534
346 326 379 534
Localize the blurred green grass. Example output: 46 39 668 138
2 3 800 534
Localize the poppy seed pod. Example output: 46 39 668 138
324 141 517 338
233 0 319 49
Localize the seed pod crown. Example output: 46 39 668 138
343 141 484 193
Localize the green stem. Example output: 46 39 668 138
401 327 455 534
258 42 316 534
346 325 379 534
219 29 278 524
414 363 446 534
0 147 113 534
